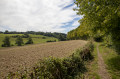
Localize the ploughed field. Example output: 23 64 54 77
0 40 87 78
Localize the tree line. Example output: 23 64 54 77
1 30 67 41
2 36 33 47
67 0 120 54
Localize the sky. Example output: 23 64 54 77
0 0 83 33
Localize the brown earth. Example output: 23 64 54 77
0 40 87 78
97 44 111 79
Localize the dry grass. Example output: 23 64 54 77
0 40 87 78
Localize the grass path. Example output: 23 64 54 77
97 44 111 79
83 43 100 79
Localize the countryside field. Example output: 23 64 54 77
0 40 87 78
0 34 58 48
0 0 119 78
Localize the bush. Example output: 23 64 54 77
58 34 66 41
25 37 33 44
22 34 30 38
11 35 20 38
80 42 94 61
1 36 11 47
15 36 24 46
46 40 56 42
42 37 46 39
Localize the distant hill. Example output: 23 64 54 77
0 30 67 41
0 34 58 48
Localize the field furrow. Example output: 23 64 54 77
0 40 87 78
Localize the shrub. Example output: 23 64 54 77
80 42 94 61
11 35 19 38
58 34 66 41
1 36 11 47
33 57 67 79
15 36 24 46
62 55 86 78
46 40 56 42
25 37 33 44
22 34 30 38
42 37 46 39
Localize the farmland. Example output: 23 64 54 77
0 34 58 48
0 40 87 78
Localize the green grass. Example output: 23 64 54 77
99 44 120 79
0 34 58 48
85 42 101 79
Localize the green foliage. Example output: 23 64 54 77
6 42 94 79
69 0 120 53
1 36 11 47
2 30 66 41
46 40 56 42
67 24 90 40
93 31 104 42
42 37 46 39
4 30 9 34
0 34 58 48
11 35 20 38
0 31 3 34
15 36 24 46
25 37 33 44
58 34 66 41
103 35 112 47
22 34 30 38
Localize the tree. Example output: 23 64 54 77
58 34 66 41
74 0 120 53
4 30 9 34
2 36 11 47
67 22 90 40
0 31 3 34
15 36 24 46
25 37 33 44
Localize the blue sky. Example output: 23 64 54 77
0 0 82 33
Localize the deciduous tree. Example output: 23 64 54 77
16 36 24 46
2 36 11 47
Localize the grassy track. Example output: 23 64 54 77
0 40 87 78
0 34 58 48
84 42 120 79
84 42 101 79
99 44 120 79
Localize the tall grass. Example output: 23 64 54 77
6 42 94 79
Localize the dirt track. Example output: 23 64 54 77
0 40 87 78
97 45 111 79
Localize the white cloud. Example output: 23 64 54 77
72 20 80 27
0 0 81 33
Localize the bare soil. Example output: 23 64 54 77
0 40 87 78
97 45 111 79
